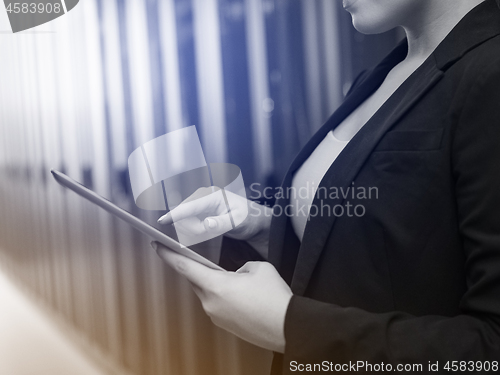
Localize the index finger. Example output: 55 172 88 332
158 187 220 225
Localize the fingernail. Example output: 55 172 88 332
204 218 217 229
151 241 158 251
158 214 170 224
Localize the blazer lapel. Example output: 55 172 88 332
291 58 444 295
268 42 409 270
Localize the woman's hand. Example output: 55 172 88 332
158 187 272 259
153 241 292 353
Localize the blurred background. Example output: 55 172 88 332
0 0 400 374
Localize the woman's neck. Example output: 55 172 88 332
403 0 485 62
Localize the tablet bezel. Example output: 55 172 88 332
51 169 225 271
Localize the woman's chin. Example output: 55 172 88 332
351 17 395 35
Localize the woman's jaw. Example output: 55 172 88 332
344 0 423 35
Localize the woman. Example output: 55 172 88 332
155 0 500 373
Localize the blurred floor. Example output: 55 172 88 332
0 269 108 375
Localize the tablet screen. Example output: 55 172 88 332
51 170 225 271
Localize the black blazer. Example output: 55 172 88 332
221 0 500 373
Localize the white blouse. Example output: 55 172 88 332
290 131 349 241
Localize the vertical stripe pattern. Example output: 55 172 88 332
0 1 398 374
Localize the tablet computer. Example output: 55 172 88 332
51 169 225 271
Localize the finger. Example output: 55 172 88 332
203 213 233 233
157 212 174 225
158 187 222 225
175 212 233 236
236 261 269 274
174 216 208 236
152 241 222 288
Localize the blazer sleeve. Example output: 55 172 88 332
282 63 500 370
